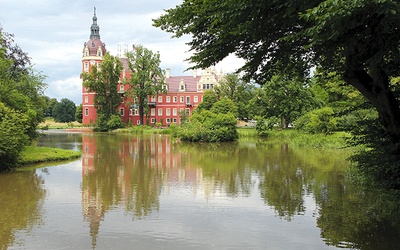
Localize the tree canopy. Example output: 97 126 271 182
124 45 166 125
153 0 400 146
81 52 123 131
1 27 47 169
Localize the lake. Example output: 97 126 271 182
1 131 399 249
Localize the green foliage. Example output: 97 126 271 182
75 103 83 123
255 116 278 137
0 102 30 170
81 52 123 123
179 110 238 142
250 73 315 128
124 45 166 125
154 0 400 188
215 73 254 119
0 27 47 169
210 97 238 117
349 118 400 189
53 98 76 123
195 90 218 113
94 114 125 132
296 107 337 134
107 115 125 131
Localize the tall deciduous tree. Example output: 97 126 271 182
81 52 123 129
53 98 76 123
153 0 400 149
250 74 315 128
1 27 47 169
124 45 166 125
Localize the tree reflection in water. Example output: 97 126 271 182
0 171 46 249
80 133 400 249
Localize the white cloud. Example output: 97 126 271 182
0 0 244 105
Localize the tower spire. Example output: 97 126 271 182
90 7 100 39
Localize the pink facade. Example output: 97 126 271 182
81 10 222 126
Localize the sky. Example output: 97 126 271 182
0 0 244 104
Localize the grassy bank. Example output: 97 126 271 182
238 127 351 149
39 118 83 129
18 146 81 166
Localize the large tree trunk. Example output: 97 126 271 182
343 68 400 148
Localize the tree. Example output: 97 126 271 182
195 90 218 113
215 73 254 119
1 28 46 169
81 52 123 131
124 45 166 125
250 74 315 128
153 0 400 150
53 98 76 123
211 97 238 117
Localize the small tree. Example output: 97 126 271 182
125 45 166 125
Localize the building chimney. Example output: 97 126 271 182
193 69 197 78
166 68 170 78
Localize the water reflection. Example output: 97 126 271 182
5 132 398 249
79 133 400 249
0 171 46 249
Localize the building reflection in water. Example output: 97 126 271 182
80 134 203 248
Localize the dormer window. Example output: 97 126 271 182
179 79 186 92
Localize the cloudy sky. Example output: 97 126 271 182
0 0 243 104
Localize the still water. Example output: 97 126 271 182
1 131 400 250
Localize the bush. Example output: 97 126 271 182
0 102 30 170
178 110 238 142
296 107 337 134
94 114 125 132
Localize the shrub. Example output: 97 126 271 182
178 110 238 142
296 107 337 134
0 102 30 170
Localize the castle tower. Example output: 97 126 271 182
82 7 107 125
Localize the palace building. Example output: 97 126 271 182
81 9 223 126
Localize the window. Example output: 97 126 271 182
173 118 177 123
137 120 141 125
194 96 198 103
173 96 177 102
84 96 88 103
158 108 162 116
119 85 124 92
151 96 156 102
166 108 171 116
166 118 171 123
130 109 138 116
179 108 184 113
85 108 89 116
151 108 155 116
180 96 184 103
120 108 124 116
185 108 190 115
151 118 155 123
84 62 89 72
166 96 171 103
186 96 190 104
173 108 177 116
158 96 163 103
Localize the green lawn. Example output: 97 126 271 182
18 146 81 165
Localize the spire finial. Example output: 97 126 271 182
89 7 100 39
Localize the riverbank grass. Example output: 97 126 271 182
18 146 81 165
238 127 351 149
